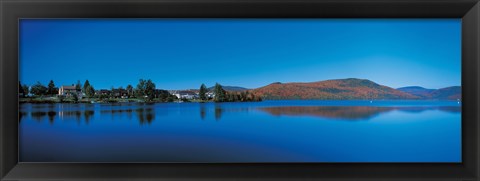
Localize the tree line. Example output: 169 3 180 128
19 79 176 102
198 83 261 102
19 80 261 103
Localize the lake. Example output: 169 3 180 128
19 100 461 162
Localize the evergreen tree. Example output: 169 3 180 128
83 80 91 93
145 79 156 101
199 83 207 101
75 80 82 90
213 83 225 102
22 84 29 97
47 80 56 95
85 85 95 98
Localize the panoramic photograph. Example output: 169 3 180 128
19 19 461 162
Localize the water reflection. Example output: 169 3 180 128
21 103 461 125
99 106 155 125
84 110 94 124
47 111 56 124
59 111 83 122
258 106 461 120
136 108 155 125
28 110 95 124
31 112 47 122
19 101 462 162
214 105 223 121
200 104 206 120
19 112 27 122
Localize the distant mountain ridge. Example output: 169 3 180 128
397 86 436 98
202 79 460 100
251 78 419 100
208 86 249 92
398 86 461 100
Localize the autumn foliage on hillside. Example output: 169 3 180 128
251 78 419 100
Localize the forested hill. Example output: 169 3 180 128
251 78 419 100
397 86 461 100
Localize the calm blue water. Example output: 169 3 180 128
19 100 461 162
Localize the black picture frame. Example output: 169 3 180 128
1 0 479 180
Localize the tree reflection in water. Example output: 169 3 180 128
100 107 156 125
31 112 46 122
47 111 56 124
214 104 223 121
23 104 461 125
258 106 461 120
136 108 155 125
200 104 206 120
84 110 94 124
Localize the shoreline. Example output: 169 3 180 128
19 97 460 104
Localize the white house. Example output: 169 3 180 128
170 90 198 99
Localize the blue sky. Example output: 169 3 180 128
20 19 461 90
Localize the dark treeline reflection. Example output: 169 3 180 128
25 108 156 125
200 104 206 120
84 110 94 124
203 104 254 121
99 107 155 125
20 103 461 124
136 108 155 125
27 110 95 125
30 112 47 122
47 111 56 124
215 106 223 121
19 112 27 123
258 106 461 120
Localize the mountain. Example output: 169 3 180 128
429 86 461 100
397 86 461 100
397 86 435 98
251 78 419 100
208 86 249 92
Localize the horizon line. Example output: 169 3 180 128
20 78 461 91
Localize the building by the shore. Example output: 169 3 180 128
58 85 81 97
169 90 198 99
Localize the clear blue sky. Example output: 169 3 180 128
20 19 461 90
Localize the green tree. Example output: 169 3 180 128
145 79 156 101
136 79 146 97
22 84 29 97
83 80 91 93
85 85 95 98
47 80 56 95
213 83 225 102
75 80 82 90
126 84 133 97
73 93 79 103
136 79 156 101
30 81 48 96
199 83 207 101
